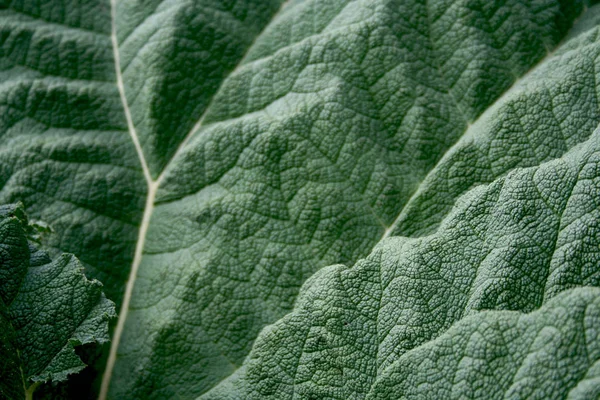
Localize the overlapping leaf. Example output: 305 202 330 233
0 203 115 400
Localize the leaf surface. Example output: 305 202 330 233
368 287 600 399
0 203 116 400
114 1 598 397
1 0 600 399
201 114 600 400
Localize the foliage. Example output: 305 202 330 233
0 204 115 399
1 0 600 398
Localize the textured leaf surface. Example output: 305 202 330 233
390 3 600 237
368 287 600 399
0 0 146 305
1 0 600 399
0 204 116 399
113 1 598 398
370 287 600 400
201 114 600 400
115 0 285 178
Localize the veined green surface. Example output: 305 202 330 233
1 0 600 399
0 204 115 400
202 123 600 399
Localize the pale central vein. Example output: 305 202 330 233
99 0 291 395
99 0 154 397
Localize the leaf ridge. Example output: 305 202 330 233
155 0 294 186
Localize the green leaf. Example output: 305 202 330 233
368 287 600 399
201 117 600 400
371 286 600 400
0 203 116 400
1 0 600 399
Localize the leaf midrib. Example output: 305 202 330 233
98 0 293 398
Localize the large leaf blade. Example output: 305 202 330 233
112 1 596 397
2 0 600 399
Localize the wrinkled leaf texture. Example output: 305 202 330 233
1 0 600 399
0 203 115 400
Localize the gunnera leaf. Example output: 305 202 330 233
1 0 600 399
0 203 116 400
